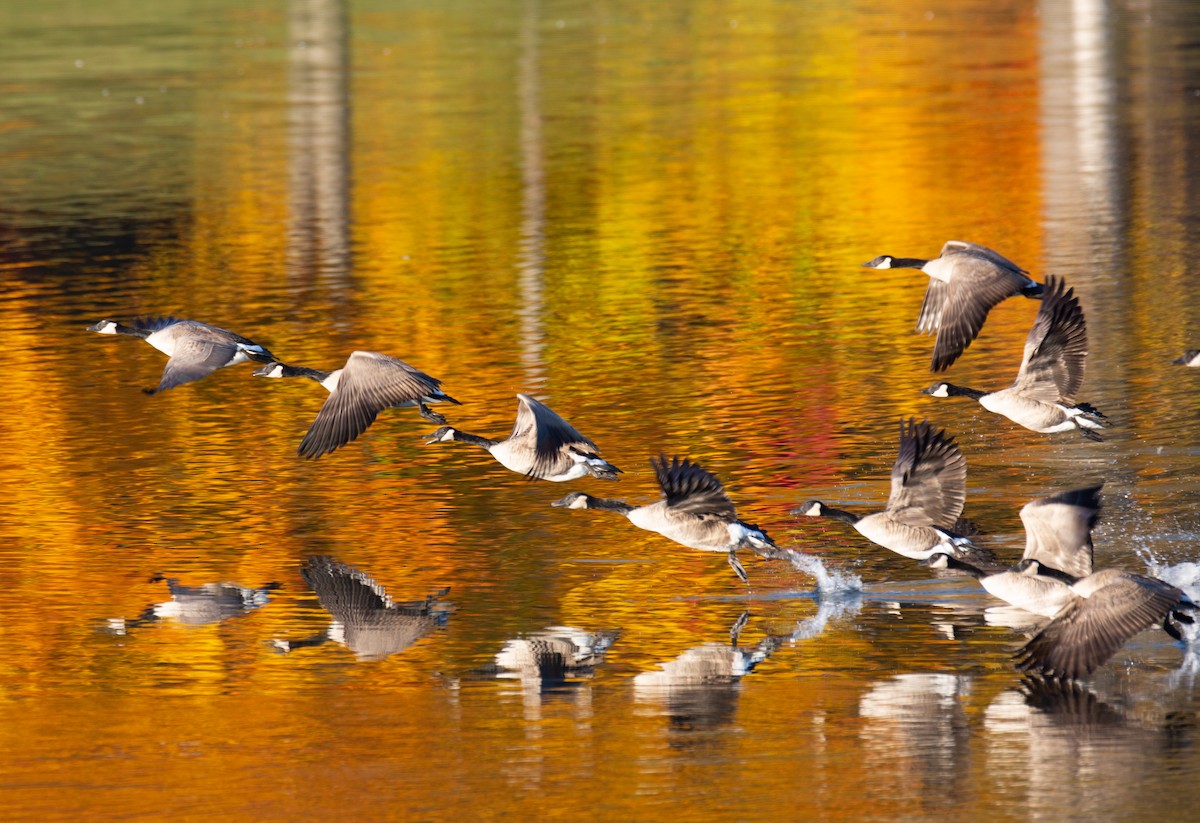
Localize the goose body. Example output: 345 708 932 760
255 351 460 459
863 240 1043 371
1014 568 1195 681
925 486 1101 617
551 455 777 582
425 393 620 482
795 419 993 563
921 275 1111 440
88 316 275 394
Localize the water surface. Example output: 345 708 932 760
2 0 1200 819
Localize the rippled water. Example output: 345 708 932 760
2 0 1200 818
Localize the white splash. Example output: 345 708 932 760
772 547 864 598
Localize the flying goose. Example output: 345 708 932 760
88 316 276 394
924 486 1101 617
550 455 777 582
1173 350 1200 367
254 351 460 459
863 240 1044 372
921 275 1110 440
424 393 620 481
794 419 994 563
1014 568 1195 681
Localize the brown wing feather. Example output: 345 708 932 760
652 455 737 519
884 419 967 529
1018 486 1100 578
1014 572 1183 680
1011 275 1088 403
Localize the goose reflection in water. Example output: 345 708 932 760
635 598 863 729
103 575 279 635
494 626 619 687
273 556 450 661
858 673 974 809
983 676 1196 811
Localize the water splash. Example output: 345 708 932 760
771 546 863 599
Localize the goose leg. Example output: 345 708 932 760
728 550 748 583
417 401 448 425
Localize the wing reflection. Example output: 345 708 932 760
982 676 1185 810
103 575 278 634
495 626 619 687
275 556 450 660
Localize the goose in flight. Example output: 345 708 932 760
863 240 1043 371
1014 568 1195 681
924 486 1101 618
551 455 777 582
794 418 993 564
255 351 460 459
425 393 620 481
88 316 275 394
921 275 1110 440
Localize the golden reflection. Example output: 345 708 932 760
1 0 1199 818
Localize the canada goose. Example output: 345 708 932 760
88 316 277 394
254 351 461 459
921 275 1110 441
794 418 994 563
863 240 1044 371
424 393 620 481
1014 568 1195 681
923 486 1101 617
1173 350 1200 367
551 455 777 582
274 556 450 660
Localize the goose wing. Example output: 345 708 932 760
297 351 446 458
1014 571 1184 680
916 279 947 334
1011 275 1088 403
652 455 737 519
929 247 1033 372
940 240 1028 276
884 419 967 529
1018 485 1100 578
156 338 240 392
511 394 601 477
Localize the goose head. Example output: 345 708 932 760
253 362 286 378
920 552 953 570
1174 349 1200 366
423 426 457 444
790 500 826 517
88 320 120 334
862 255 894 269
921 382 951 397
551 491 592 510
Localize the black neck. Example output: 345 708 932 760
819 506 861 525
449 430 498 450
943 383 987 401
283 364 332 382
115 322 151 339
890 257 930 269
583 496 635 516
937 554 991 578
